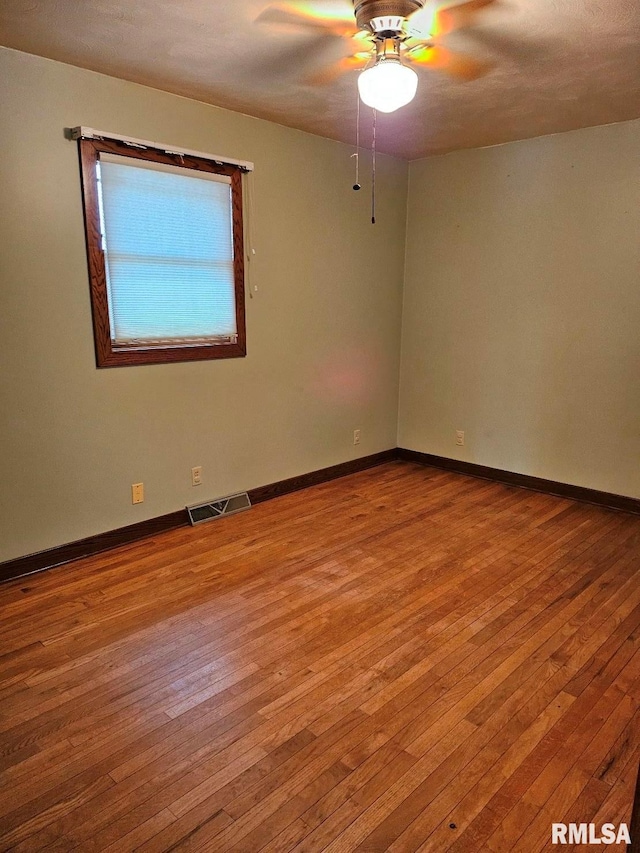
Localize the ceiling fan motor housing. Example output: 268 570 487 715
353 0 424 31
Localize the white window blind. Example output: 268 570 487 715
97 153 237 346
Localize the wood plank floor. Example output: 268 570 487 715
0 461 638 852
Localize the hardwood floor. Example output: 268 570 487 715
0 461 638 852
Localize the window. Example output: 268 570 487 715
78 137 247 367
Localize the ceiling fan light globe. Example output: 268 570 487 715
357 60 418 112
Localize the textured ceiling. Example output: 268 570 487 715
1 0 639 159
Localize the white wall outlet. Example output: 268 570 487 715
353 429 361 446
455 430 465 447
191 466 202 486
131 483 144 504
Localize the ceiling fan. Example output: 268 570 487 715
256 0 500 112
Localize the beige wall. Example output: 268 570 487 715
399 119 640 498
0 48 408 562
2 46 638 565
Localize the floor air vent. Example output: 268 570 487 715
187 492 252 525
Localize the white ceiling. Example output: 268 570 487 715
1 0 639 159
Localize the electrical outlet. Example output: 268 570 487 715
132 483 144 504
455 430 465 447
353 429 361 446
191 466 202 486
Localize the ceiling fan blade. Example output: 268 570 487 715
305 52 371 86
408 0 499 39
434 0 499 36
405 4 439 39
256 3 357 38
406 44 493 80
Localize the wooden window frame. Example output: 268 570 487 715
78 137 247 368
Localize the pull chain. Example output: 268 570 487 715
352 90 361 191
371 108 377 225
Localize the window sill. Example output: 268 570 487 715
95 340 247 367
